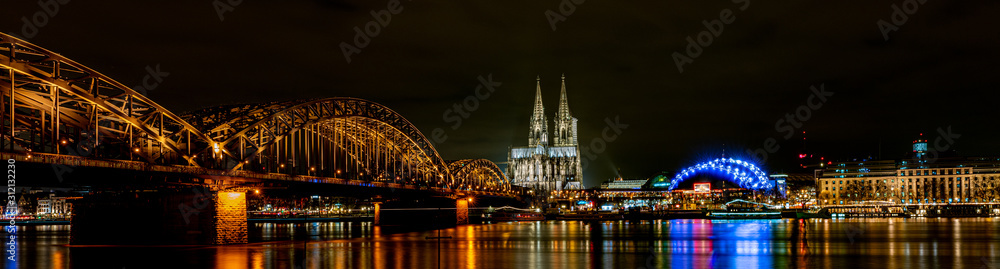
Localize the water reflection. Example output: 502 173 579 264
2 218 999 268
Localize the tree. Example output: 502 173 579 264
842 180 866 203
818 190 833 204
839 179 891 203
867 179 889 201
973 176 1000 202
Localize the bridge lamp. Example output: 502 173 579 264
468 197 473 202
280 164 285 168
60 139 67 145
254 189 260 194
133 147 140 152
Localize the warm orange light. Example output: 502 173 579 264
133 147 140 152
254 189 260 194
224 191 243 200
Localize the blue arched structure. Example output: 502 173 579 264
667 158 774 191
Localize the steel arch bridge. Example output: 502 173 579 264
667 158 774 192
0 33 510 195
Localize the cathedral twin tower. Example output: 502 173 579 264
508 75 584 193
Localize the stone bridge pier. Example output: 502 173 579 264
71 187 248 245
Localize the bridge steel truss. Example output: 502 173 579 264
448 159 511 192
0 33 510 195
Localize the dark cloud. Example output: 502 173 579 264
4 0 999 187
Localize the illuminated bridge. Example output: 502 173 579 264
0 33 517 244
668 157 775 192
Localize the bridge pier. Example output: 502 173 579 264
456 198 469 225
71 188 248 245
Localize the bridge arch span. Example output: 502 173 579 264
1 32 510 194
183 98 455 188
0 33 214 165
447 159 510 192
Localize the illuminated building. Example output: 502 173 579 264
507 75 583 193
599 177 648 190
814 136 1000 204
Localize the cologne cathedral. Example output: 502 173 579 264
507 75 583 193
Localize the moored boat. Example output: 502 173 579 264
486 207 545 221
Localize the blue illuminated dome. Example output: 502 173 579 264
667 158 773 191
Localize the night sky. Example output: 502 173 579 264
4 0 1000 187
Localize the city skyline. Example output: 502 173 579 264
3 2 999 187
4 2 1000 268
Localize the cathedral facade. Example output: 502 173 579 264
507 75 584 193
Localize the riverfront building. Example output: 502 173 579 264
816 138 1000 204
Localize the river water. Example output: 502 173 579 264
3 218 999 268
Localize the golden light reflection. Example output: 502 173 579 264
465 226 477 269
52 250 64 269
215 245 249 269
17 215 1000 268
250 250 264 269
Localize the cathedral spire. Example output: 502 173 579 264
553 74 578 147
528 76 548 147
557 73 571 121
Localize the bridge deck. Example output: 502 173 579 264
4 152 515 198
